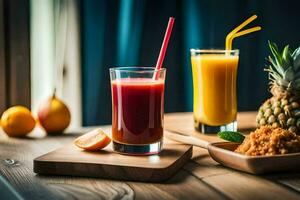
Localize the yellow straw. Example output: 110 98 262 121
226 26 262 50
225 15 258 50
232 26 261 38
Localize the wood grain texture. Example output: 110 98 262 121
203 173 300 200
165 112 257 142
34 137 193 182
0 113 300 199
184 146 300 199
129 169 228 200
164 113 300 198
34 140 192 182
0 127 135 200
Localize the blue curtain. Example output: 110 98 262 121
81 0 300 126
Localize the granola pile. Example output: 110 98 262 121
235 126 300 156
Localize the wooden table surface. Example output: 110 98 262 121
1 112 300 200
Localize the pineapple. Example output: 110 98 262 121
257 41 300 134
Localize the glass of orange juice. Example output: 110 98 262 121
190 49 239 133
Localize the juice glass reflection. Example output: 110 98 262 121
190 49 239 133
110 67 166 155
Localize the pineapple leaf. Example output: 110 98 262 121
277 79 290 88
266 42 300 90
268 56 284 76
282 45 293 69
265 65 282 80
268 41 283 66
269 70 282 81
268 40 280 53
293 47 300 69
283 67 294 81
292 47 300 58
293 69 300 79
295 58 300 70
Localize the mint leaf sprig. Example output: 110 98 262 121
217 131 245 143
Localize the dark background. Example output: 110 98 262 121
81 0 300 126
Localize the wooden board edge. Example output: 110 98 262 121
33 146 193 182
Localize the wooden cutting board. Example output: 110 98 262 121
34 137 192 182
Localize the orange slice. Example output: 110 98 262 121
74 128 111 151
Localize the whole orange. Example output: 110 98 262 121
38 93 71 134
1 106 36 137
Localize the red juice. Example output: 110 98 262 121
111 78 164 145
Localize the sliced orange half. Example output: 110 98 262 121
74 128 111 151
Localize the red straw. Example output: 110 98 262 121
153 17 175 79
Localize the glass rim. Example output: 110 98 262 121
190 49 239 54
109 67 166 73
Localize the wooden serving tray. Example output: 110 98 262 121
208 142 300 174
34 138 192 182
165 131 300 174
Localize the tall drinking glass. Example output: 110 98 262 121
190 49 239 133
110 67 166 155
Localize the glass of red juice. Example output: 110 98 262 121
110 67 166 155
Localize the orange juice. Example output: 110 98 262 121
191 51 239 127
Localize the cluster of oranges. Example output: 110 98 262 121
0 90 111 151
1 92 71 137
